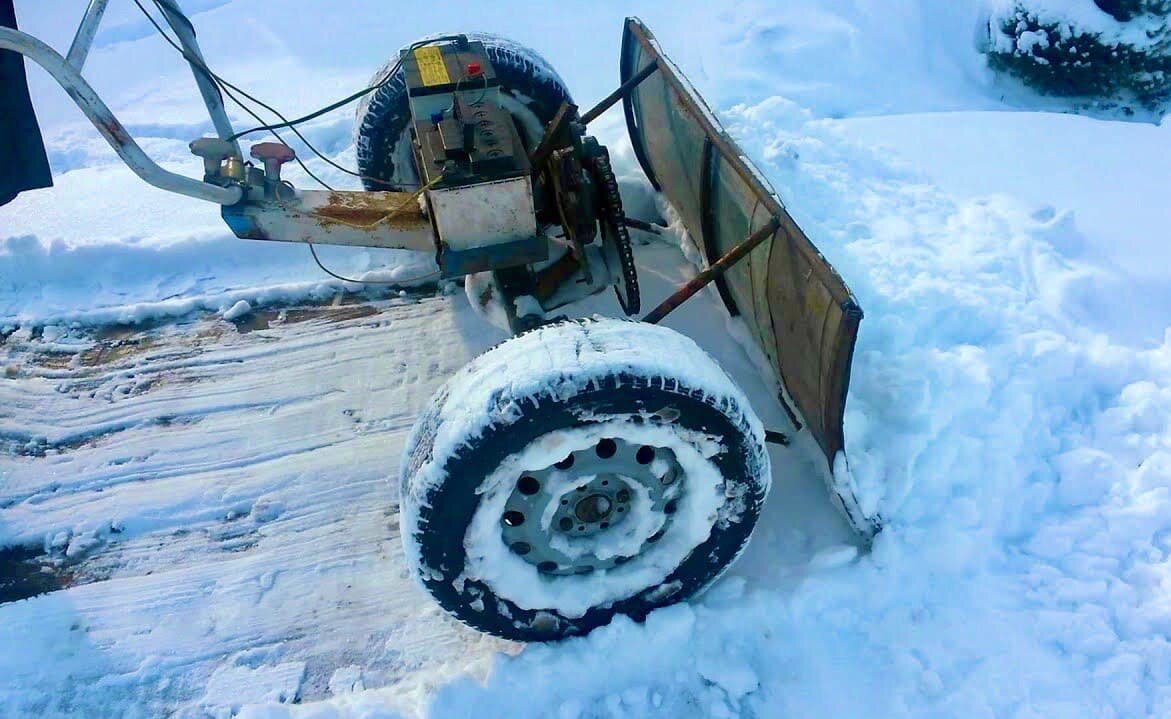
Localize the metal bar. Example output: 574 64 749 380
0 26 243 205
642 217 779 325
528 102 575 170
619 24 659 190
581 58 658 125
153 0 240 157
65 0 109 70
622 217 661 234
698 136 740 316
221 189 438 252
764 430 790 446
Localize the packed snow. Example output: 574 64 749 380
3 0 1171 717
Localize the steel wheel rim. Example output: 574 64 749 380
500 436 683 576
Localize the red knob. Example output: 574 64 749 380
250 142 296 164
467 61 482 76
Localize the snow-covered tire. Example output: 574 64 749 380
398 319 770 642
355 33 573 190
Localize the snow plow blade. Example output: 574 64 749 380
621 18 873 534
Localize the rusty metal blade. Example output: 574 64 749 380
621 18 865 502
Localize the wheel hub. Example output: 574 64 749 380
575 494 612 523
499 436 683 576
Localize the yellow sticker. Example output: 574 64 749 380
413 46 451 87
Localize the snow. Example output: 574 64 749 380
222 299 253 321
462 419 733 618
829 111 1171 286
988 0 1168 49
3 0 1171 717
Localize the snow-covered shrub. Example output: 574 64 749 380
987 0 1171 113
1093 0 1147 21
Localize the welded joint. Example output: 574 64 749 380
641 217 780 325
580 58 659 125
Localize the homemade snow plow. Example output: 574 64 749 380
1 2 870 641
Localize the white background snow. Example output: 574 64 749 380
3 0 1171 717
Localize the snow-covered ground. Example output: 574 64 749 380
3 0 1171 717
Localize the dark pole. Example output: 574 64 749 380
580 59 659 125
641 217 780 325
764 430 790 446
528 102 575 170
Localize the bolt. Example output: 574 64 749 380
575 494 613 523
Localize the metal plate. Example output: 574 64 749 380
620 17 863 467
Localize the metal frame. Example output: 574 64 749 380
642 218 779 325
65 0 109 69
698 137 741 316
0 0 242 205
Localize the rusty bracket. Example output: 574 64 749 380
580 58 659 125
528 102 577 171
222 189 437 252
641 217 780 325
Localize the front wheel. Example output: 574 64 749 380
398 319 770 641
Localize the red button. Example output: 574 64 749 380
467 61 482 76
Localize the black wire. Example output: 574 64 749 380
306 242 440 286
135 0 442 284
225 35 466 143
147 0 434 190
136 0 336 189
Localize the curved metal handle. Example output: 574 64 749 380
0 26 243 206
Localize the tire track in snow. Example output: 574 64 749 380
0 293 514 715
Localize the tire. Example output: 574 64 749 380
355 33 573 190
399 319 770 642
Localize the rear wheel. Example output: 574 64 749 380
355 33 573 190
399 319 770 641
